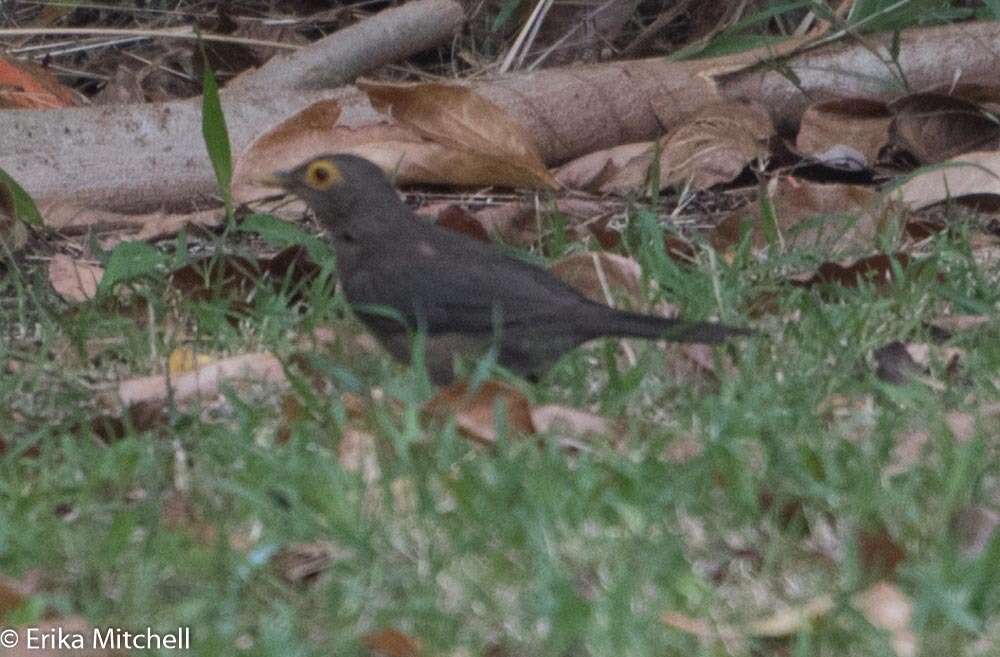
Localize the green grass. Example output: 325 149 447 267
1 6 997 655
1 206 997 656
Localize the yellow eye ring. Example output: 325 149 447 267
305 160 341 190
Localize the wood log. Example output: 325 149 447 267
1 20 995 211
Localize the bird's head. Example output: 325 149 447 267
262 154 401 227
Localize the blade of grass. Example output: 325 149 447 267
0 166 43 227
199 40 232 217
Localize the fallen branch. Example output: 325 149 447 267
2 20 997 211
231 0 465 92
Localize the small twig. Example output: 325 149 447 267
592 252 637 367
0 27 300 51
499 0 554 74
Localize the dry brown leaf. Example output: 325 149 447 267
789 253 918 291
162 489 259 552
713 178 900 255
857 524 906 579
661 434 704 463
554 142 655 191
230 102 447 203
893 150 1000 210
475 197 615 246
349 138 540 188
886 429 929 478
40 202 222 243
796 98 891 168
363 628 422 657
946 401 1000 441
359 80 557 189
951 505 999 559
928 314 992 334
230 95 554 203
433 205 490 242
338 428 381 484
424 379 535 445
664 595 836 643
746 595 836 637
92 64 149 106
888 93 1000 164
47 255 103 303
655 342 738 384
0 56 78 109
272 541 353 584
603 101 773 194
530 404 614 441
0 571 39 617
888 402 997 476
853 582 916 657
549 251 646 308
660 610 718 639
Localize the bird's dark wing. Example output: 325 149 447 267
342 227 584 336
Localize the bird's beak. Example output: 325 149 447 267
256 170 295 189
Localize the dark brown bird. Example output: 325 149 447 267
265 154 752 384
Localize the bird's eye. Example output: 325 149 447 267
305 160 340 190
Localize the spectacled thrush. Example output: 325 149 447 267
265 154 752 384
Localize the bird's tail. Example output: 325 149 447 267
589 306 754 344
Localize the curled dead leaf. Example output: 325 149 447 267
0 56 78 109
853 582 916 657
338 428 381 485
555 141 654 191
603 101 773 194
0 571 39 618
272 541 353 585
746 595 836 637
359 79 557 190
530 404 615 445
713 178 902 256
231 90 555 204
951 505 999 559
424 379 535 445
363 628 422 657
789 253 918 291
433 205 490 242
48 254 103 303
894 150 1000 211
888 92 1000 164
796 98 891 168
549 251 646 308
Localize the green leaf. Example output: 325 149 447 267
237 213 333 262
237 213 313 245
0 166 43 227
98 241 167 292
199 43 233 213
